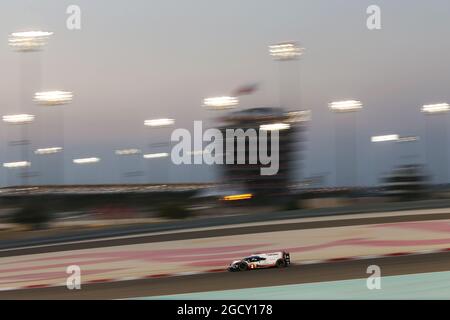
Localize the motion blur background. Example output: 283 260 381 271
0 0 449 186
1 1 450 300
0 0 449 226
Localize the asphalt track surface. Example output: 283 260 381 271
3 199 450 251
2 251 450 299
3 210 450 257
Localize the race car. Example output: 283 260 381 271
228 251 290 271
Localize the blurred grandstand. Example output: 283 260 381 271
218 107 307 199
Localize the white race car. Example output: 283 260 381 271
228 251 290 271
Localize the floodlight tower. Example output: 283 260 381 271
421 103 450 184
269 42 304 109
33 90 73 184
329 100 363 187
143 118 175 183
6 30 53 186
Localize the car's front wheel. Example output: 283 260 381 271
276 259 286 268
238 262 248 271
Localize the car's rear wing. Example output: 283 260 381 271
283 251 291 264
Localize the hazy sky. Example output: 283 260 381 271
1 0 450 186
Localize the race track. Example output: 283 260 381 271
2 207 450 299
2 251 450 299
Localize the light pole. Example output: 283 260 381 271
202 96 240 184
397 136 421 167
269 42 305 186
371 135 421 185
144 118 175 183
115 148 143 184
2 114 35 186
421 103 450 184
371 134 400 185
73 157 101 184
269 42 304 109
2 161 31 186
329 100 363 187
7 30 53 186
33 90 73 185
142 152 170 183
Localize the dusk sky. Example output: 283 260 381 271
1 0 450 186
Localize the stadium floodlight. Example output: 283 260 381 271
269 42 304 61
34 91 73 105
2 114 35 124
115 148 142 156
143 152 169 159
3 161 31 168
73 157 100 164
260 123 291 131
203 96 239 110
421 103 450 114
35 147 63 155
329 100 363 113
371 134 399 143
8 31 53 52
144 118 175 127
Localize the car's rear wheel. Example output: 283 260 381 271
276 259 286 268
239 262 248 271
